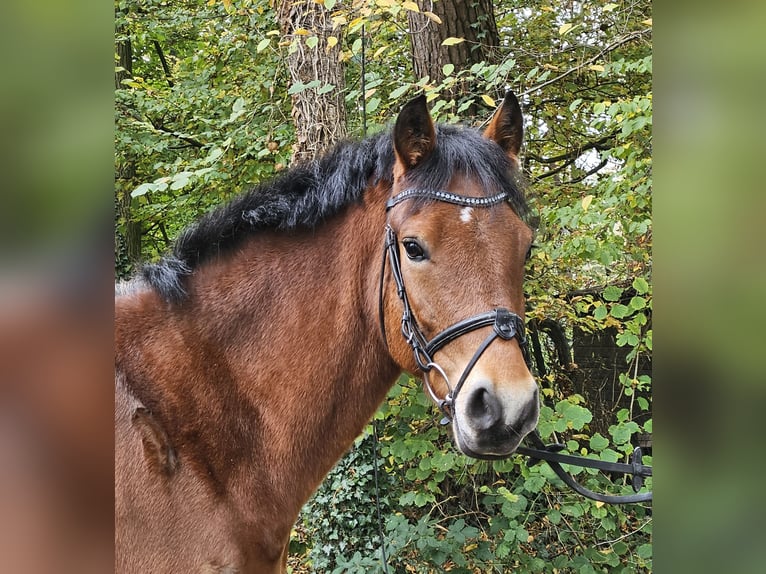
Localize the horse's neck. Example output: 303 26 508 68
118 186 400 525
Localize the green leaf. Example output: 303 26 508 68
610 304 630 319
593 304 608 321
131 182 155 198
589 433 609 452
206 147 224 163
288 81 307 95
256 38 270 53
629 296 647 310
324 0 336 9
632 276 650 294
609 421 639 444
389 84 410 99
637 543 653 559
170 171 193 191
316 83 335 95
442 63 454 77
305 36 319 50
603 285 624 301
366 97 380 113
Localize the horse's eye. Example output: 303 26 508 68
402 239 427 261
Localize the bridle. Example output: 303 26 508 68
378 187 530 424
376 186 653 505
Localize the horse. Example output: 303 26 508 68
115 91 539 573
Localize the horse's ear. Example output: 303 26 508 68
394 95 436 170
483 91 524 160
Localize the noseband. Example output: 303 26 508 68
379 188 531 424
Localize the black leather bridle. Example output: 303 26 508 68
379 187 531 425
377 187 653 504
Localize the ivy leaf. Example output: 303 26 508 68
316 83 335 95
288 81 307 95
442 37 465 46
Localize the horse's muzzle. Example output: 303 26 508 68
452 382 539 459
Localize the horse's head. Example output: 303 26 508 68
383 92 539 459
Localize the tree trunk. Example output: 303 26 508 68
276 0 347 162
408 0 499 107
115 24 142 272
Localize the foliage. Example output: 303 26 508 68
115 0 652 571
297 373 651 573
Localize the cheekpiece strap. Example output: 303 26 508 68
387 189 509 211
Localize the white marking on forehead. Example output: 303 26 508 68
459 207 473 223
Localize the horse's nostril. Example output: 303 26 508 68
465 386 502 431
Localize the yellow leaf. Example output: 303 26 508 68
603 3 619 12
402 1 420 12
373 46 388 58
559 23 574 36
581 195 593 211
481 94 495 107
222 0 232 10
376 0 394 6
588 64 605 72
207 0 215 6
642 18 653 26
326 36 338 50
596 500 605 508
423 11 442 24
294 27 310 36
442 37 465 46
465 543 478 552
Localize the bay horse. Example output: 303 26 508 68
115 92 539 573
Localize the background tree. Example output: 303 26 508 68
407 0 500 107
276 0 348 160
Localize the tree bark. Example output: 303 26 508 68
115 24 142 270
276 0 347 162
408 0 499 106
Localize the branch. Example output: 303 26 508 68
526 131 616 165
153 40 174 88
147 117 204 148
563 157 609 185
521 29 652 97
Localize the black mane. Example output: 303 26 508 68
142 124 527 302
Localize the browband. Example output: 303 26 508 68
386 189 510 211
